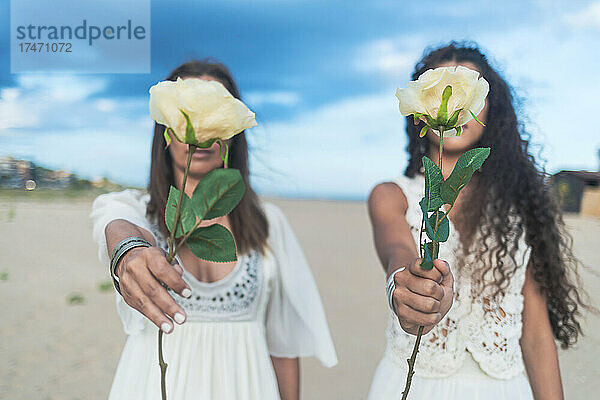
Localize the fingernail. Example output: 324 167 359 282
161 322 173 334
181 288 192 298
174 312 186 324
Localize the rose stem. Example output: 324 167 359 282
401 126 445 400
160 142 197 400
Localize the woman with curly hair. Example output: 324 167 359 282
367 42 592 399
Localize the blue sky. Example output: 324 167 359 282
1 0 599 199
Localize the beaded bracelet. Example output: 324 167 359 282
110 236 152 295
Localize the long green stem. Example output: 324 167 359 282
160 143 196 400
431 128 445 259
401 127 445 399
158 330 167 399
167 144 196 263
401 325 425 400
439 129 444 174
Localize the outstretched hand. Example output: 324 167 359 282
115 246 192 334
389 258 454 335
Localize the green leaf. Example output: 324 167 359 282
422 156 444 211
187 224 237 262
425 114 437 128
468 109 486 126
436 85 453 126
447 108 462 127
191 168 246 220
419 197 433 233
455 126 463 136
179 110 217 148
440 147 490 204
413 112 424 125
197 138 217 149
180 110 199 146
420 199 449 243
419 125 429 137
163 127 172 146
425 212 449 243
165 186 197 238
421 242 434 270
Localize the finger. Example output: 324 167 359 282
406 275 444 301
134 267 188 325
146 249 191 298
395 302 441 327
120 276 174 333
433 259 454 287
409 258 443 282
395 287 441 314
433 258 450 276
171 262 184 276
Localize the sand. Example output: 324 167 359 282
0 196 598 399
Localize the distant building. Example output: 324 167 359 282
552 170 600 217
0 156 95 190
0 156 21 188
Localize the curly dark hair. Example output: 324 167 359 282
404 41 593 348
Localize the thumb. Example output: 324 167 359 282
160 248 184 276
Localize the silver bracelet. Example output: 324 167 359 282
110 236 152 295
386 266 406 314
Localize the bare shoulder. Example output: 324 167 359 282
368 182 409 219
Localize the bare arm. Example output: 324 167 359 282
105 219 191 333
520 259 564 400
367 183 455 335
368 183 419 277
270 356 299 400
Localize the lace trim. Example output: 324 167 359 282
148 217 263 322
173 250 263 321
385 175 528 379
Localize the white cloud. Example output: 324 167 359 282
0 73 153 185
0 74 149 134
245 90 300 107
354 34 427 83
0 75 107 131
94 98 117 113
248 90 408 198
564 1 600 30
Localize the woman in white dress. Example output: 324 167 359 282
367 42 591 399
90 60 337 400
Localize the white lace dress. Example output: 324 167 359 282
368 174 534 400
90 189 337 400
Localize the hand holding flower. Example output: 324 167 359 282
394 66 490 399
148 77 257 400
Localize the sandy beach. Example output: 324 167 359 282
0 196 598 399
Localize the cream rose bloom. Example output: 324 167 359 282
395 66 489 137
149 77 257 146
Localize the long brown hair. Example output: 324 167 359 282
405 41 593 348
146 59 269 255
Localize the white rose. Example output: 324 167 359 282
149 77 257 146
395 66 489 137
